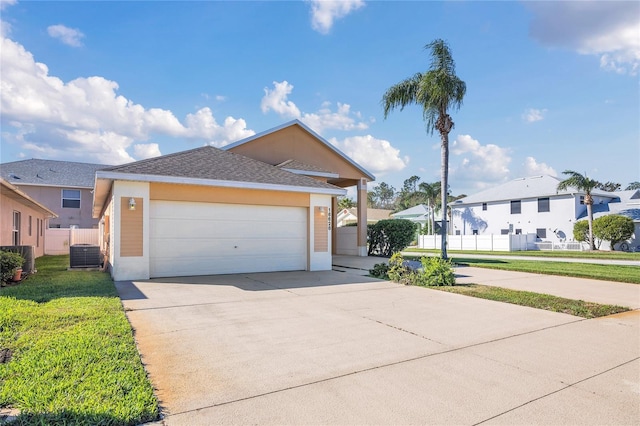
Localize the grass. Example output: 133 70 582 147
432 284 630 318
449 257 640 284
405 247 640 261
0 255 159 425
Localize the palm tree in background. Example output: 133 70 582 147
557 170 600 250
382 39 466 259
418 181 441 234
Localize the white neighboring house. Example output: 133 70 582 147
449 175 627 247
588 189 640 250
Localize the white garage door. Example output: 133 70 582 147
150 201 307 277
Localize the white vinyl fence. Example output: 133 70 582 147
45 228 100 255
419 233 538 252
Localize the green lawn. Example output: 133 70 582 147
406 247 640 261
449 257 640 284
0 255 159 425
433 284 630 318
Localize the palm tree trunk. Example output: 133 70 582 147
586 197 595 250
440 133 449 259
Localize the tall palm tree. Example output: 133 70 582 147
557 170 600 250
418 181 441 234
382 39 466 259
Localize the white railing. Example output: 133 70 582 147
418 234 537 252
533 241 584 251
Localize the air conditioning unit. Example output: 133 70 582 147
69 244 101 268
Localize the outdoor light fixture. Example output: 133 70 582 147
319 206 326 216
128 197 136 211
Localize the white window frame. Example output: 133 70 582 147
62 189 81 208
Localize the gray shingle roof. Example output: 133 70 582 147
276 159 335 175
0 159 109 188
102 145 342 191
454 175 616 205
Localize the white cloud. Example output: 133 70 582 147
450 134 511 188
309 0 365 34
133 143 162 160
329 135 408 175
260 80 301 118
527 1 640 75
523 156 557 177
0 0 17 11
260 80 368 134
47 24 85 47
0 35 255 163
522 108 547 123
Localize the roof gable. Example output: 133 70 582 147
101 145 342 191
224 119 374 184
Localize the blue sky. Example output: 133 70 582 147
1 0 638 197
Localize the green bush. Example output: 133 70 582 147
367 219 417 257
418 256 455 286
573 220 600 249
0 250 24 284
593 214 634 250
385 252 456 287
369 262 389 279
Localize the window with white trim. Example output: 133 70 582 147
62 189 81 208
12 211 21 245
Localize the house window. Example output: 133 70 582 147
501 229 509 235
538 197 550 212
515 229 522 235
62 189 81 208
579 196 585 205
536 228 547 239
472 229 478 235
510 200 521 214
482 203 487 211
12 211 21 245
49 223 61 229
28 215 32 236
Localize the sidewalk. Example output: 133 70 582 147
332 255 640 309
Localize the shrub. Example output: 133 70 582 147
418 256 455 286
593 214 634 250
573 220 600 249
0 250 25 284
369 262 389 279
385 252 456 287
367 219 417 257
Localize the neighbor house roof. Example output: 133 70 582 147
93 145 346 217
0 159 108 188
581 190 640 222
224 119 375 181
453 175 616 205
392 204 430 220
0 178 58 217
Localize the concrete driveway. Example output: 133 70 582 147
117 270 640 425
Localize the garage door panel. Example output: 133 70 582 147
150 201 307 277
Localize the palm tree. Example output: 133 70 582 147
382 39 466 259
557 170 600 250
626 182 640 190
418 181 441 234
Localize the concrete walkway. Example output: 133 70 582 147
333 255 640 309
119 263 639 425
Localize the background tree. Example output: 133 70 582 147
557 170 600 250
418 181 441 234
572 220 599 249
596 181 621 192
337 196 355 210
368 182 397 210
626 182 640 190
382 39 466 259
593 215 634 251
397 175 424 210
